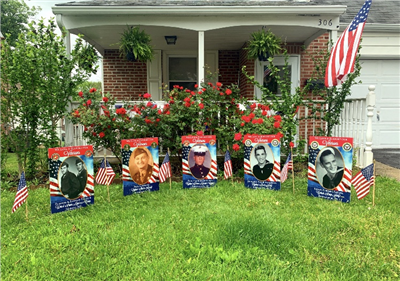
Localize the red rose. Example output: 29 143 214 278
290 142 294 148
216 82 222 87
252 119 258 124
116 108 127 115
92 132 97 136
184 97 191 102
78 91 83 98
240 122 245 127
99 132 105 138
84 126 88 131
276 132 284 139
147 101 153 107
156 118 160 122
102 97 109 103
219 92 224 96
185 89 191 93
273 121 281 128
262 110 267 116
165 111 170 115
225 89 232 95
274 115 282 122
234 132 242 141
194 84 198 88
86 99 92 106
198 90 203 95
249 113 255 119
184 102 191 107
250 103 257 110
196 131 204 136
112 118 116 121
74 110 80 117
145 118 152 124
258 118 263 124
232 144 240 151
89 88 96 93
158 109 162 114
199 103 204 109
143 93 151 99
169 100 175 104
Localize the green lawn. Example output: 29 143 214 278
1 177 399 280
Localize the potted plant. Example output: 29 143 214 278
245 29 282 61
119 26 153 62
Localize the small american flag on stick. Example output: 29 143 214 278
224 150 232 180
159 152 172 183
352 163 374 200
95 158 115 185
12 172 28 213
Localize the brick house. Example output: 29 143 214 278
52 0 400 149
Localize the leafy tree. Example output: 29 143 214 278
303 43 362 136
1 19 98 178
0 0 41 46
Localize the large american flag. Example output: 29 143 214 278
352 163 374 200
325 0 372 87
12 172 28 213
281 152 292 183
159 152 172 183
224 150 232 180
95 158 115 185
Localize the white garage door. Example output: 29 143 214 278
350 59 400 148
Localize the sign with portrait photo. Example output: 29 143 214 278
121 138 159 196
48 145 94 214
308 136 353 203
244 135 281 190
182 135 217 188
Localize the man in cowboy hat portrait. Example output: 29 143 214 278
130 147 153 185
190 145 210 179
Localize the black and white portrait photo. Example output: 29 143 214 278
316 147 345 189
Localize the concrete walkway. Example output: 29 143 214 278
373 149 400 181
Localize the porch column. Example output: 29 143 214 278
364 85 376 167
328 30 338 50
64 30 74 147
198 31 205 86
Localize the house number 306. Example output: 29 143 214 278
318 19 333 26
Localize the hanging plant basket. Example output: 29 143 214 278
118 26 154 62
245 29 282 61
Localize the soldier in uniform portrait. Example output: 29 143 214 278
60 162 81 199
75 159 87 193
318 148 344 189
131 148 153 185
252 145 274 180
190 145 210 179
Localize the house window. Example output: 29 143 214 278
168 57 197 90
255 56 299 99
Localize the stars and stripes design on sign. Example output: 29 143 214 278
281 152 292 183
266 160 281 182
182 145 191 176
325 0 372 87
49 158 63 197
352 163 374 200
95 158 116 185
308 146 320 183
204 159 218 180
122 149 133 181
148 163 159 183
159 153 172 183
244 145 253 176
333 167 352 192
224 150 232 180
80 174 95 198
12 172 28 213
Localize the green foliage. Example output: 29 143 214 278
245 29 282 61
118 26 154 62
243 49 307 156
303 43 362 136
1 176 399 279
0 0 41 46
1 19 99 179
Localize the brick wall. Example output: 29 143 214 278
103 50 148 100
218 50 240 86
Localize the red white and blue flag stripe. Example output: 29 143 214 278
224 150 232 180
159 152 172 183
281 152 292 183
352 163 374 200
325 0 372 87
266 160 281 182
12 172 28 213
95 158 115 185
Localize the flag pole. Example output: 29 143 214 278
372 159 376 207
291 147 295 195
168 148 172 190
23 168 28 221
